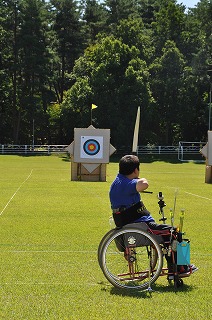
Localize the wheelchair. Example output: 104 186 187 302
98 193 193 291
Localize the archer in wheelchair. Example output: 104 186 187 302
98 155 198 290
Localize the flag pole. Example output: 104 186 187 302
91 106 92 125
91 104 98 125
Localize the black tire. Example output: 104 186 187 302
175 277 184 288
98 228 117 268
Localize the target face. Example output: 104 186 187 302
80 136 103 159
83 139 100 156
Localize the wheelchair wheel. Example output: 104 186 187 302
174 277 184 288
98 228 117 268
99 227 163 290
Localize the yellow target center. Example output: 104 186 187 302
89 144 95 150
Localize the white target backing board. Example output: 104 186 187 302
73 126 110 163
80 136 103 159
208 131 212 165
200 131 212 165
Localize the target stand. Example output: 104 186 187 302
66 125 116 181
200 131 212 183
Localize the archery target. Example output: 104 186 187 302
80 136 103 159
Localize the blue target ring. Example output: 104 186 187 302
83 139 100 156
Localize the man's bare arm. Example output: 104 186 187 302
136 178 149 192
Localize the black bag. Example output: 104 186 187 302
113 201 150 228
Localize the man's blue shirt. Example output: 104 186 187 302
109 173 154 223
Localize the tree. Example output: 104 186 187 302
150 40 185 144
151 0 186 55
192 0 212 39
104 0 139 27
115 17 155 63
17 0 53 143
0 0 211 145
82 0 108 43
61 35 154 146
137 0 160 27
177 66 208 142
184 0 212 139
0 0 20 143
50 0 85 103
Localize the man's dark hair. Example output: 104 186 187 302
119 155 140 175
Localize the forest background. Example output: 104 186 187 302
0 0 211 148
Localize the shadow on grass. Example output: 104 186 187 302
7 153 204 165
151 282 195 293
110 154 178 164
110 154 205 164
109 287 152 299
97 283 152 299
107 282 195 298
61 155 71 162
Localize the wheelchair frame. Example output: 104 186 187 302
98 192 193 291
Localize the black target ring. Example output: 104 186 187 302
83 139 100 156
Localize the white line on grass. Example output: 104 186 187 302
1 250 209 256
2 281 102 286
0 169 33 216
5 250 97 253
184 192 211 201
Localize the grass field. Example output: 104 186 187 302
0 155 211 319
